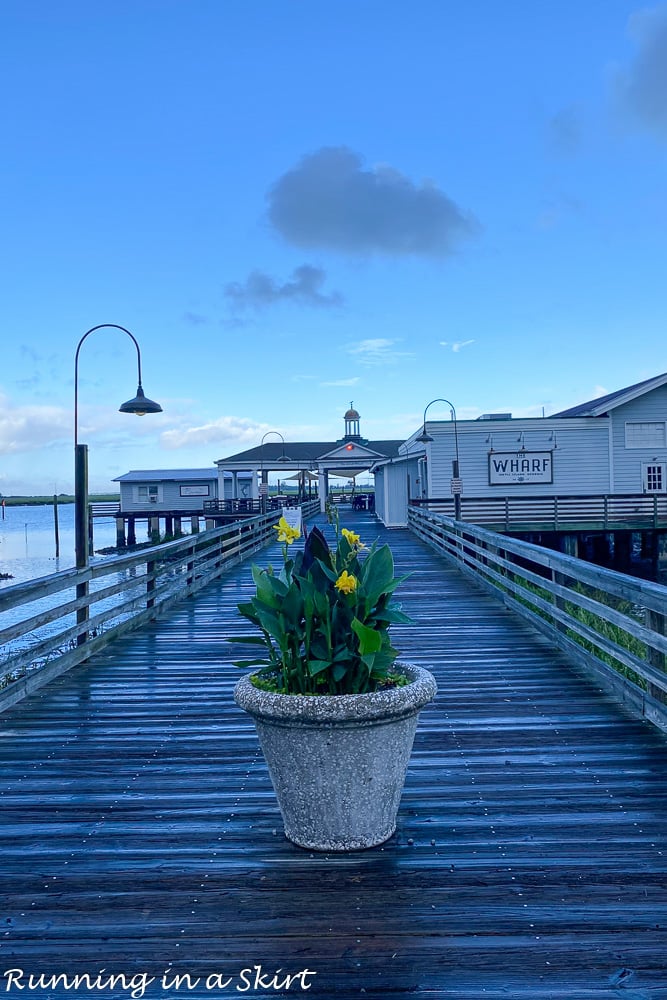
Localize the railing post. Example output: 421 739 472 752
551 567 568 632
646 608 666 705
88 504 94 556
146 559 156 610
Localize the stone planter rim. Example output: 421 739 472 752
234 661 437 726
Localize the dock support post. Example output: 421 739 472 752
655 532 667 585
127 517 136 546
613 531 632 573
559 534 579 558
115 518 126 548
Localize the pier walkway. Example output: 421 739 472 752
1 511 667 998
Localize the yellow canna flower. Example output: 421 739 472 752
273 516 301 545
341 527 365 548
335 570 358 595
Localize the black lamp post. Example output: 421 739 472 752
416 397 461 520
259 431 290 512
74 324 162 642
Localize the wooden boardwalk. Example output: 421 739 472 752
1 511 667 999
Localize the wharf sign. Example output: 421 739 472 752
488 451 553 485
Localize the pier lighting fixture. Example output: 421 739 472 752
259 431 291 511
416 398 461 520
74 323 162 601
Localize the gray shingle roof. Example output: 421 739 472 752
216 440 404 464
551 372 667 417
114 468 250 482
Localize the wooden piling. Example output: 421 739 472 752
52 495 60 558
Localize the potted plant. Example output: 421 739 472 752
231 514 437 852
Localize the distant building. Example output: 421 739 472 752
114 468 252 514
114 374 667 530
214 405 403 512
372 372 667 526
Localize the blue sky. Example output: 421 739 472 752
1 0 666 493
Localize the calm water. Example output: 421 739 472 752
0 504 118 586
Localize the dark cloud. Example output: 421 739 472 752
618 4 667 137
546 107 582 155
225 264 343 311
267 147 478 257
182 311 208 325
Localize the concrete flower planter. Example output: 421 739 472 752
233 663 437 852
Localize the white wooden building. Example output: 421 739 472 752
373 372 667 527
114 468 252 514
214 407 403 513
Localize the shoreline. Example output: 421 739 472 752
1 494 119 508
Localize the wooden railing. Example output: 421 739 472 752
408 505 667 732
203 497 319 517
0 506 316 714
89 501 121 517
411 493 667 531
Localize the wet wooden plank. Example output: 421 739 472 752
1 511 667 997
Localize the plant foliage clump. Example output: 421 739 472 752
230 515 412 695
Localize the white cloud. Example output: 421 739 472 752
440 339 475 353
320 377 361 388
0 394 71 454
160 415 272 450
346 338 415 367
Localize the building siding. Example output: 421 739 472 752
119 478 219 513
610 387 667 493
428 418 610 498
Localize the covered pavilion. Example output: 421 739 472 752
214 406 403 511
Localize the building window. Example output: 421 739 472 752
136 484 162 503
643 464 667 493
625 421 666 449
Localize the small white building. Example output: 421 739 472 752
373 372 667 527
114 468 252 514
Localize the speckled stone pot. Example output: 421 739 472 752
233 663 437 852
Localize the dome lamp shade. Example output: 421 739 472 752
119 383 163 416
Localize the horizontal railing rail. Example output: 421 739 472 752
0 502 319 714
203 497 319 516
89 501 121 517
408 505 667 732
411 492 667 530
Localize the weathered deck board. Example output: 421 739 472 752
1 511 667 998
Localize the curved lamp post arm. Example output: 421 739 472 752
417 396 461 519
74 323 161 445
74 324 162 579
259 431 290 511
